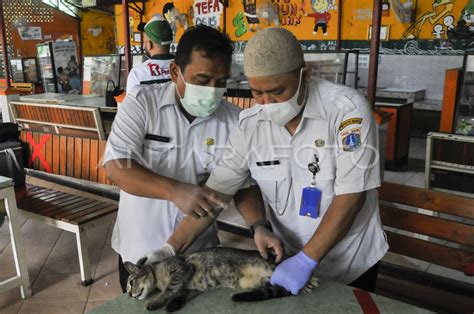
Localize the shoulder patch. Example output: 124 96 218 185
341 127 361 152
338 117 363 132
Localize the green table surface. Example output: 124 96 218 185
89 280 432 314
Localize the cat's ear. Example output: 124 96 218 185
124 261 143 275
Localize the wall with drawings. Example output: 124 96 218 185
114 0 473 54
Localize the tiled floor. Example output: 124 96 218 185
0 136 472 313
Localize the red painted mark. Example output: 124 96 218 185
353 289 380 314
26 133 52 173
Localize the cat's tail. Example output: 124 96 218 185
231 283 292 302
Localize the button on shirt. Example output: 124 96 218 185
207 79 388 284
126 54 174 93
104 81 241 263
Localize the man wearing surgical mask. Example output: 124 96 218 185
148 27 388 294
103 25 264 292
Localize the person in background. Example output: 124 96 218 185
126 15 174 93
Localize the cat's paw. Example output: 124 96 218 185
302 276 320 294
145 301 163 311
164 295 187 312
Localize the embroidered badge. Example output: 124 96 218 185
314 139 325 147
338 118 363 132
341 128 361 152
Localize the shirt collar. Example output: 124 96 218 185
150 53 174 60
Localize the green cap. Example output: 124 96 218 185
144 14 173 45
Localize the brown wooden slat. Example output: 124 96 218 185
34 195 88 216
74 137 82 179
61 202 117 223
85 111 96 128
45 133 52 173
45 198 98 217
52 135 60 174
59 135 67 176
66 137 75 177
17 189 57 205
81 139 90 180
18 195 72 213
379 181 474 219
89 140 99 182
385 231 474 273
380 205 474 247
16 187 52 201
98 140 107 184
74 204 118 225
33 132 40 170
18 191 68 207
53 200 105 220
56 128 99 140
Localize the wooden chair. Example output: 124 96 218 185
15 184 118 286
9 101 106 140
377 181 474 312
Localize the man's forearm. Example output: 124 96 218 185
233 185 267 226
167 213 221 254
105 159 178 201
302 192 366 262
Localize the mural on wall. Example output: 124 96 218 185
163 2 189 37
305 0 337 36
233 11 248 37
242 0 259 31
402 0 455 39
448 0 474 38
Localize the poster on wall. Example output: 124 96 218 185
9 59 25 83
51 41 81 94
193 0 224 28
19 26 42 40
22 58 40 84
82 55 121 96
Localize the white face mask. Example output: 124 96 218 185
176 68 226 118
258 68 306 127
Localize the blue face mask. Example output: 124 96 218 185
176 68 226 118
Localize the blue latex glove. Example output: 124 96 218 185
270 251 318 295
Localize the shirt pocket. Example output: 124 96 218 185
250 165 290 212
143 141 175 172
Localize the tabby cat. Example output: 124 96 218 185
125 247 319 312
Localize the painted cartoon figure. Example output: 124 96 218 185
443 15 455 31
242 0 260 32
432 24 444 38
306 0 334 36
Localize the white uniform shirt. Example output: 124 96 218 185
126 54 174 93
207 79 388 284
104 82 241 263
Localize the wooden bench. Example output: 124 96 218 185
15 184 118 286
11 83 34 95
9 101 106 140
377 181 474 312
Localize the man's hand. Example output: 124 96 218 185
137 243 176 265
171 182 227 219
270 251 318 295
254 227 284 263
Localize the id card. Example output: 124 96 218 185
299 187 322 219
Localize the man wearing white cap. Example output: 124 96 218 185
148 27 388 294
205 27 388 293
126 15 174 93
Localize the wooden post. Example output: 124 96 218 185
337 0 343 51
367 0 382 108
123 0 132 73
0 1 11 88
